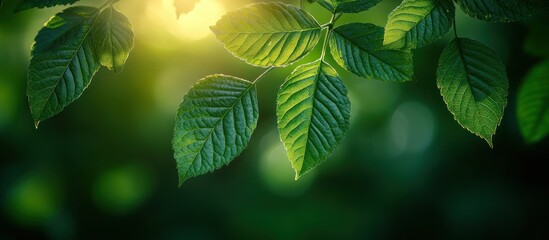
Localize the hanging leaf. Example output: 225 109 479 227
210 2 321 67
517 60 549 143
277 60 350 179
16 0 79 12
173 75 259 184
454 0 546 23
437 38 509 146
173 0 199 18
329 23 414 82
316 0 382 13
27 6 100 127
93 6 134 73
384 0 455 49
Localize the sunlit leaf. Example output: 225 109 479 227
329 23 414 82
28 6 100 127
454 0 546 22
316 0 382 13
16 0 79 12
173 0 199 17
277 60 350 178
384 0 454 49
437 38 509 146
93 6 134 72
210 2 321 67
517 60 549 143
173 75 259 184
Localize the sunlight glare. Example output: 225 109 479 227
149 0 225 41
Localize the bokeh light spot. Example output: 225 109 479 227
92 165 153 215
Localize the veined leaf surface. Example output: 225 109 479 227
277 60 350 178
384 0 454 49
454 0 546 22
329 23 414 82
93 6 134 73
27 6 100 126
173 75 259 184
437 38 509 146
210 2 321 67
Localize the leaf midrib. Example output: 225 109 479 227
35 9 101 120
334 30 411 78
216 27 320 35
297 61 324 175
182 80 255 178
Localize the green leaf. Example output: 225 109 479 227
454 0 546 22
329 23 414 82
210 2 321 67
316 0 382 13
172 75 259 184
28 6 100 127
517 60 549 143
384 0 455 49
16 0 79 12
93 6 134 73
437 38 509 146
173 0 199 17
277 60 350 179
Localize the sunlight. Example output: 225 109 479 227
147 0 226 41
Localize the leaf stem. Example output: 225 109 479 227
453 18 458 39
320 13 339 61
253 67 275 84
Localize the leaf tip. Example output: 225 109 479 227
34 121 40 129
178 175 188 187
484 137 494 148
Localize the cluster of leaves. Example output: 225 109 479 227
172 0 548 184
16 0 134 127
18 0 548 185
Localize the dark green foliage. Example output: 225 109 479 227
16 0 80 12
25 2 134 127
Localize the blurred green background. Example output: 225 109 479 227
1 0 548 239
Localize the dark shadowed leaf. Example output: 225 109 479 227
517 60 549 143
437 38 508 146
16 0 79 12
27 6 100 127
329 23 414 82
173 75 259 184
93 6 134 72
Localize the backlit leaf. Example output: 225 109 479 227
173 0 199 17
277 60 350 178
210 2 321 67
93 6 134 72
384 0 454 49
